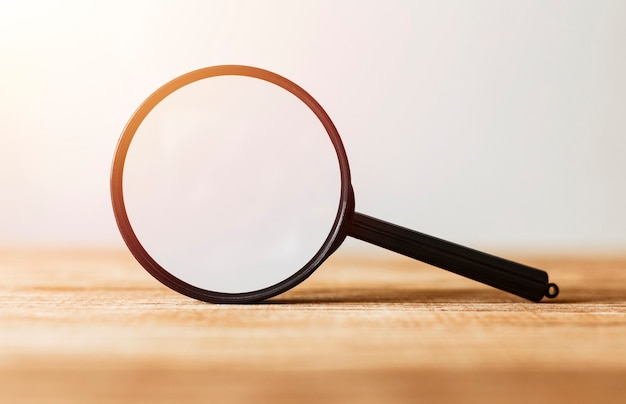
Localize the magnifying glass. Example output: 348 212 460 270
111 65 559 303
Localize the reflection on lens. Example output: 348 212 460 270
123 75 341 293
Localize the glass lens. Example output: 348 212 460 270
122 75 341 294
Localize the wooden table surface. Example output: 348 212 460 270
0 248 625 403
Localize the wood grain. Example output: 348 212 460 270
1 249 625 403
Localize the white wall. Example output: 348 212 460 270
1 0 624 252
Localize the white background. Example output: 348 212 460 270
1 0 624 253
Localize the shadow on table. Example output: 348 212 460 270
263 287 624 305
265 288 530 305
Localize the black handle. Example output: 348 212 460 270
349 212 558 302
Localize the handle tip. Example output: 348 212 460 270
545 283 559 299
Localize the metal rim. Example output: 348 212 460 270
110 65 352 303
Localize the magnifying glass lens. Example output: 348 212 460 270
123 75 341 293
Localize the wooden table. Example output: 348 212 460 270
1 249 625 403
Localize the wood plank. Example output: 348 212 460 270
1 249 625 403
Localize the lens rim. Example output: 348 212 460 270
110 65 352 303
